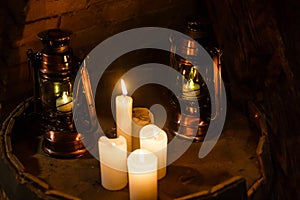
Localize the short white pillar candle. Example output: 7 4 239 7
140 124 168 180
98 136 127 190
127 149 158 200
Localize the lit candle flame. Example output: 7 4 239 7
62 91 69 103
187 79 195 90
121 79 128 96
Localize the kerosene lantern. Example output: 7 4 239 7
27 29 86 158
170 16 223 141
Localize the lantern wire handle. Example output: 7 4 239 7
27 49 40 113
73 59 99 133
210 47 223 121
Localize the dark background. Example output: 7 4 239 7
0 0 299 199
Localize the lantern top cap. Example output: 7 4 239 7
38 29 72 42
184 15 212 40
38 29 72 53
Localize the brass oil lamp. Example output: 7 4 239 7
170 16 223 141
27 29 86 158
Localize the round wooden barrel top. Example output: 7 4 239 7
0 97 265 200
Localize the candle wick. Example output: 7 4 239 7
153 130 159 140
139 152 145 163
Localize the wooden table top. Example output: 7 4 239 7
0 97 262 200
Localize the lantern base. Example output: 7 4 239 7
168 96 210 142
169 111 209 142
42 130 87 158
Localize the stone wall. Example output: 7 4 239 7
0 0 199 111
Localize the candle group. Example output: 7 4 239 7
98 79 168 200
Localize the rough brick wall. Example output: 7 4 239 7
0 0 199 113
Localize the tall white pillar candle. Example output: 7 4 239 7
116 79 133 152
98 136 127 190
127 149 158 200
140 124 168 180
